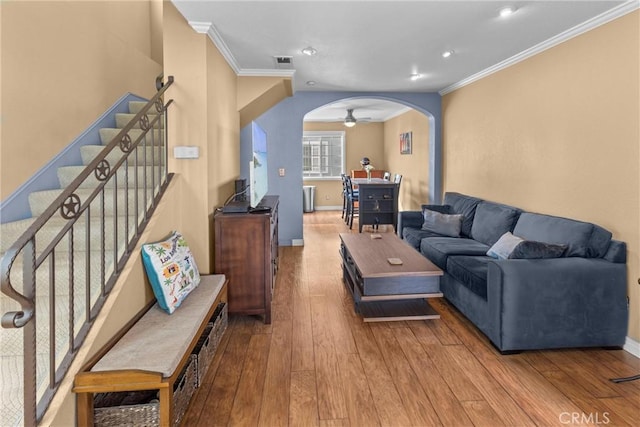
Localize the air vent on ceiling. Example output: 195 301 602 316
274 56 294 69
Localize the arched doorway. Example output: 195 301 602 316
303 98 432 213
246 91 441 246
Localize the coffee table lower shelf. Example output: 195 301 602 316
357 298 440 322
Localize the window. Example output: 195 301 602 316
302 131 345 179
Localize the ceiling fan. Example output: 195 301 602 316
343 108 371 127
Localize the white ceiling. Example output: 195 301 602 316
172 0 635 122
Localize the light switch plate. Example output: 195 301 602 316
278 168 285 176
174 146 199 159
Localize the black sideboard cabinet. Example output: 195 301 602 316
357 183 399 233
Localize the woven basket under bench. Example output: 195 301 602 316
74 275 228 427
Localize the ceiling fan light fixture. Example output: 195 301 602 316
410 73 422 81
344 108 357 127
442 50 454 58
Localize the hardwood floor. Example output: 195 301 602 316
184 211 640 426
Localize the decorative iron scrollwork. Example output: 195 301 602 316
139 114 150 131
155 97 164 113
60 194 81 219
119 133 132 153
94 160 111 181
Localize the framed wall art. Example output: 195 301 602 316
400 131 412 155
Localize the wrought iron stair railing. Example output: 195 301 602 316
0 76 174 426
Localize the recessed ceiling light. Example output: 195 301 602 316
306 80 316 86
499 6 517 18
442 50 454 58
410 73 422 81
301 46 317 56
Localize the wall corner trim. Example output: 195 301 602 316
624 336 640 359
439 0 640 95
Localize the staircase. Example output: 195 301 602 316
0 79 173 426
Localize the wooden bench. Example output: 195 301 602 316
73 274 228 427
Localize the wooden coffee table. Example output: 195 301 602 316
339 232 443 322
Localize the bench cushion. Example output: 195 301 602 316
92 274 225 377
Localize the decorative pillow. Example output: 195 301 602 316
421 209 463 238
487 232 523 260
141 231 201 314
509 240 567 259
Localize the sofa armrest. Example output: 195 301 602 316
487 258 628 351
397 211 423 237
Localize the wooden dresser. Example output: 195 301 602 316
213 195 279 324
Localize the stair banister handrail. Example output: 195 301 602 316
0 76 174 330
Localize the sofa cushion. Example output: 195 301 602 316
402 227 445 250
420 204 452 215
421 209 463 238
470 201 521 247
509 240 567 259
446 256 491 300
442 192 482 237
420 237 491 270
487 232 523 260
513 212 612 258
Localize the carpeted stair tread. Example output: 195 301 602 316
57 165 166 189
81 145 165 166
98 128 165 146
28 188 157 217
115 113 164 129
127 101 150 114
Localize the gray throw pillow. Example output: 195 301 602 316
486 232 523 260
421 209 463 237
509 240 567 259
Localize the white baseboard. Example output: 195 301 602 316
314 206 342 211
291 239 304 246
624 336 640 358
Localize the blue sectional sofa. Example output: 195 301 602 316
398 192 628 353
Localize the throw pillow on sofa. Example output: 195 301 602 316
509 240 567 259
141 231 201 314
421 208 464 237
487 232 523 259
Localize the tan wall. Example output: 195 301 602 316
303 121 385 208
162 2 240 273
442 12 639 341
0 0 162 198
383 110 430 211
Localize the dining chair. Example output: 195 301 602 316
344 175 359 229
340 174 348 219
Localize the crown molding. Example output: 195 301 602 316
439 0 640 95
188 20 241 74
237 69 296 78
